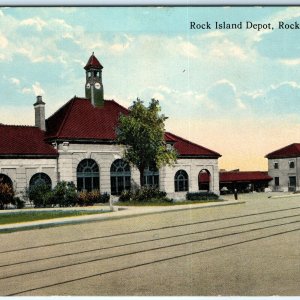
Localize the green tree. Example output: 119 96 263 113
117 98 177 186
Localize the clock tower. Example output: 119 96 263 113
84 53 104 107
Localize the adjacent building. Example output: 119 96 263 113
265 143 300 192
0 54 221 200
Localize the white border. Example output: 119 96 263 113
0 0 298 5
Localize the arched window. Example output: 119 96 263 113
110 159 131 195
174 170 189 192
29 173 52 188
77 159 99 192
0 174 13 187
144 164 159 187
198 169 211 191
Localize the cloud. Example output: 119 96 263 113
279 58 300 66
177 40 200 58
32 82 45 96
199 31 225 39
21 82 45 96
20 17 47 31
205 79 246 111
0 34 8 48
9 77 20 86
21 87 32 94
209 39 247 61
245 81 300 116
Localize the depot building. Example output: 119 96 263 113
0 54 221 199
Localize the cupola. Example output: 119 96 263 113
84 53 104 107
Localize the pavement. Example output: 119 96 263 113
0 199 244 233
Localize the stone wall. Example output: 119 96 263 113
268 157 299 191
0 143 220 200
0 158 57 195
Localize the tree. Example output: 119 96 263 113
0 183 14 210
117 98 177 187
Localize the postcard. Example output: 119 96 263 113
0 6 299 296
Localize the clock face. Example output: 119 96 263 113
95 82 101 89
86 83 91 89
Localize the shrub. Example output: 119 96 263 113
28 183 52 208
0 183 15 210
77 190 109 206
118 190 132 202
52 181 77 207
186 192 219 201
98 192 110 203
13 197 25 209
119 186 170 203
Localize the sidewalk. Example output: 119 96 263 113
0 199 244 233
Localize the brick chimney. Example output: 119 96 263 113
33 95 46 131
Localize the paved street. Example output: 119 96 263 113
0 193 299 296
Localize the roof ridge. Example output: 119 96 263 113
56 97 77 138
46 97 79 137
165 131 221 157
105 99 129 112
0 124 37 128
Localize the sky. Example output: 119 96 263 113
1 6 300 171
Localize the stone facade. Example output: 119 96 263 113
0 158 57 194
0 143 220 199
267 157 299 192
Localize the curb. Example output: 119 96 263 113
0 201 245 233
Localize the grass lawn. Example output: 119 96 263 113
115 199 224 206
0 210 106 225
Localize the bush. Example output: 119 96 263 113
119 190 132 202
77 190 110 206
13 197 25 209
52 181 77 207
28 183 52 208
0 183 15 210
186 192 219 201
119 186 170 203
98 192 110 203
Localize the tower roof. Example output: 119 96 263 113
84 53 103 70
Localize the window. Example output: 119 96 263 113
289 176 296 187
144 164 159 187
77 159 99 192
289 161 295 169
0 174 13 187
174 170 189 192
198 169 211 191
29 173 52 188
275 177 280 187
110 159 131 195
274 162 279 169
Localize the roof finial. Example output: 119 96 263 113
92 51 94 55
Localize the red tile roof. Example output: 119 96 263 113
165 132 221 158
199 171 272 183
0 124 58 157
84 53 103 70
45 97 220 158
220 171 272 183
265 143 300 159
46 97 129 141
